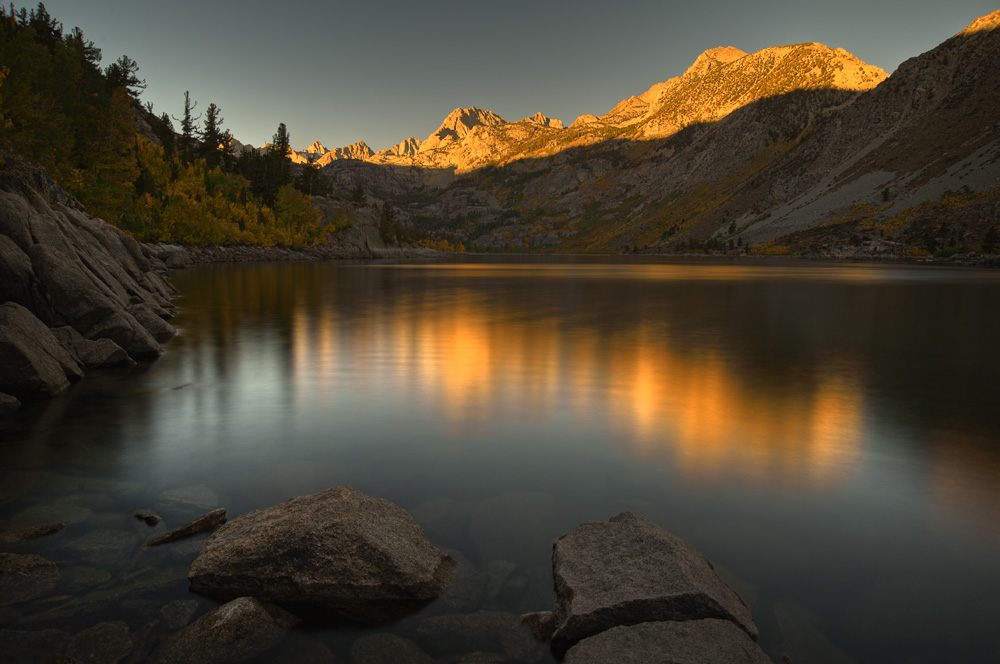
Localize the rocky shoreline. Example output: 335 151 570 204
143 241 441 270
0 162 177 415
1 485 774 663
0 158 445 416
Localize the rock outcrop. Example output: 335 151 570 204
550 512 761 658
0 158 176 408
187 486 456 623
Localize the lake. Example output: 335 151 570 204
2 256 999 663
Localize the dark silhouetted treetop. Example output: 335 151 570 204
105 54 146 96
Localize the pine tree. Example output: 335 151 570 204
104 54 146 96
270 122 290 157
200 102 231 169
173 90 200 162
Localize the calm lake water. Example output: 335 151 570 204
2 257 1000 663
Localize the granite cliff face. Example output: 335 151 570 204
305 11 999 258
0 158 177 411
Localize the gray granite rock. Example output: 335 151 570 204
50 325 133 368
0 302 83 397
563 619 774 664
0 232 35 309
152 596 298 664
0 552 60 605
351 633 436 664
188 486 456 624
520 611 555 643
26 243 162 357
66 621 133 664
551 512 758 655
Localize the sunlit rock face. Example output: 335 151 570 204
420 107 509 152
374 136 423 159
315 140 375 166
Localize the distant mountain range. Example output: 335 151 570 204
249 10 1000 257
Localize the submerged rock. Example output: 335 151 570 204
551 512 757 655
0 522 65 544
188 486 456 623
0 552 60 605
160 600 200 630
151 596 298 664
562 619 773 664
65 620 133 664
0 628 71 662
146 508 226 546
0 392 21 415
412 610 543 662
62 529 141 567
351 633 436 664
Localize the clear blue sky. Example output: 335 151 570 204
34 0 998 151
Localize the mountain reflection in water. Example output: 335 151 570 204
6 258 997 664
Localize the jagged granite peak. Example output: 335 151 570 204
961 8 1000 34
375 137 422 159
623 41 887 139
315 140 375 166
305 140 328 155
521 112 564 129
420 107 507 152
683 46 748 78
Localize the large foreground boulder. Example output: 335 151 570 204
563 619 773 664
188 487 456 623
551 512 758 655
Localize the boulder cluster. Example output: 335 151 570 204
1 479 773 662
0 160 176 410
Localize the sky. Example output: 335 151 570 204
32 0 999 152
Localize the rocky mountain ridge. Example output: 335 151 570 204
297 10 999 258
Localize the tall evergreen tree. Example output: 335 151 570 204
200 102 231 169
172 90 200 162
270 122 290 157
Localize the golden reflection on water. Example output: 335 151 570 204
289 280 865 488
929 428 1000 542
